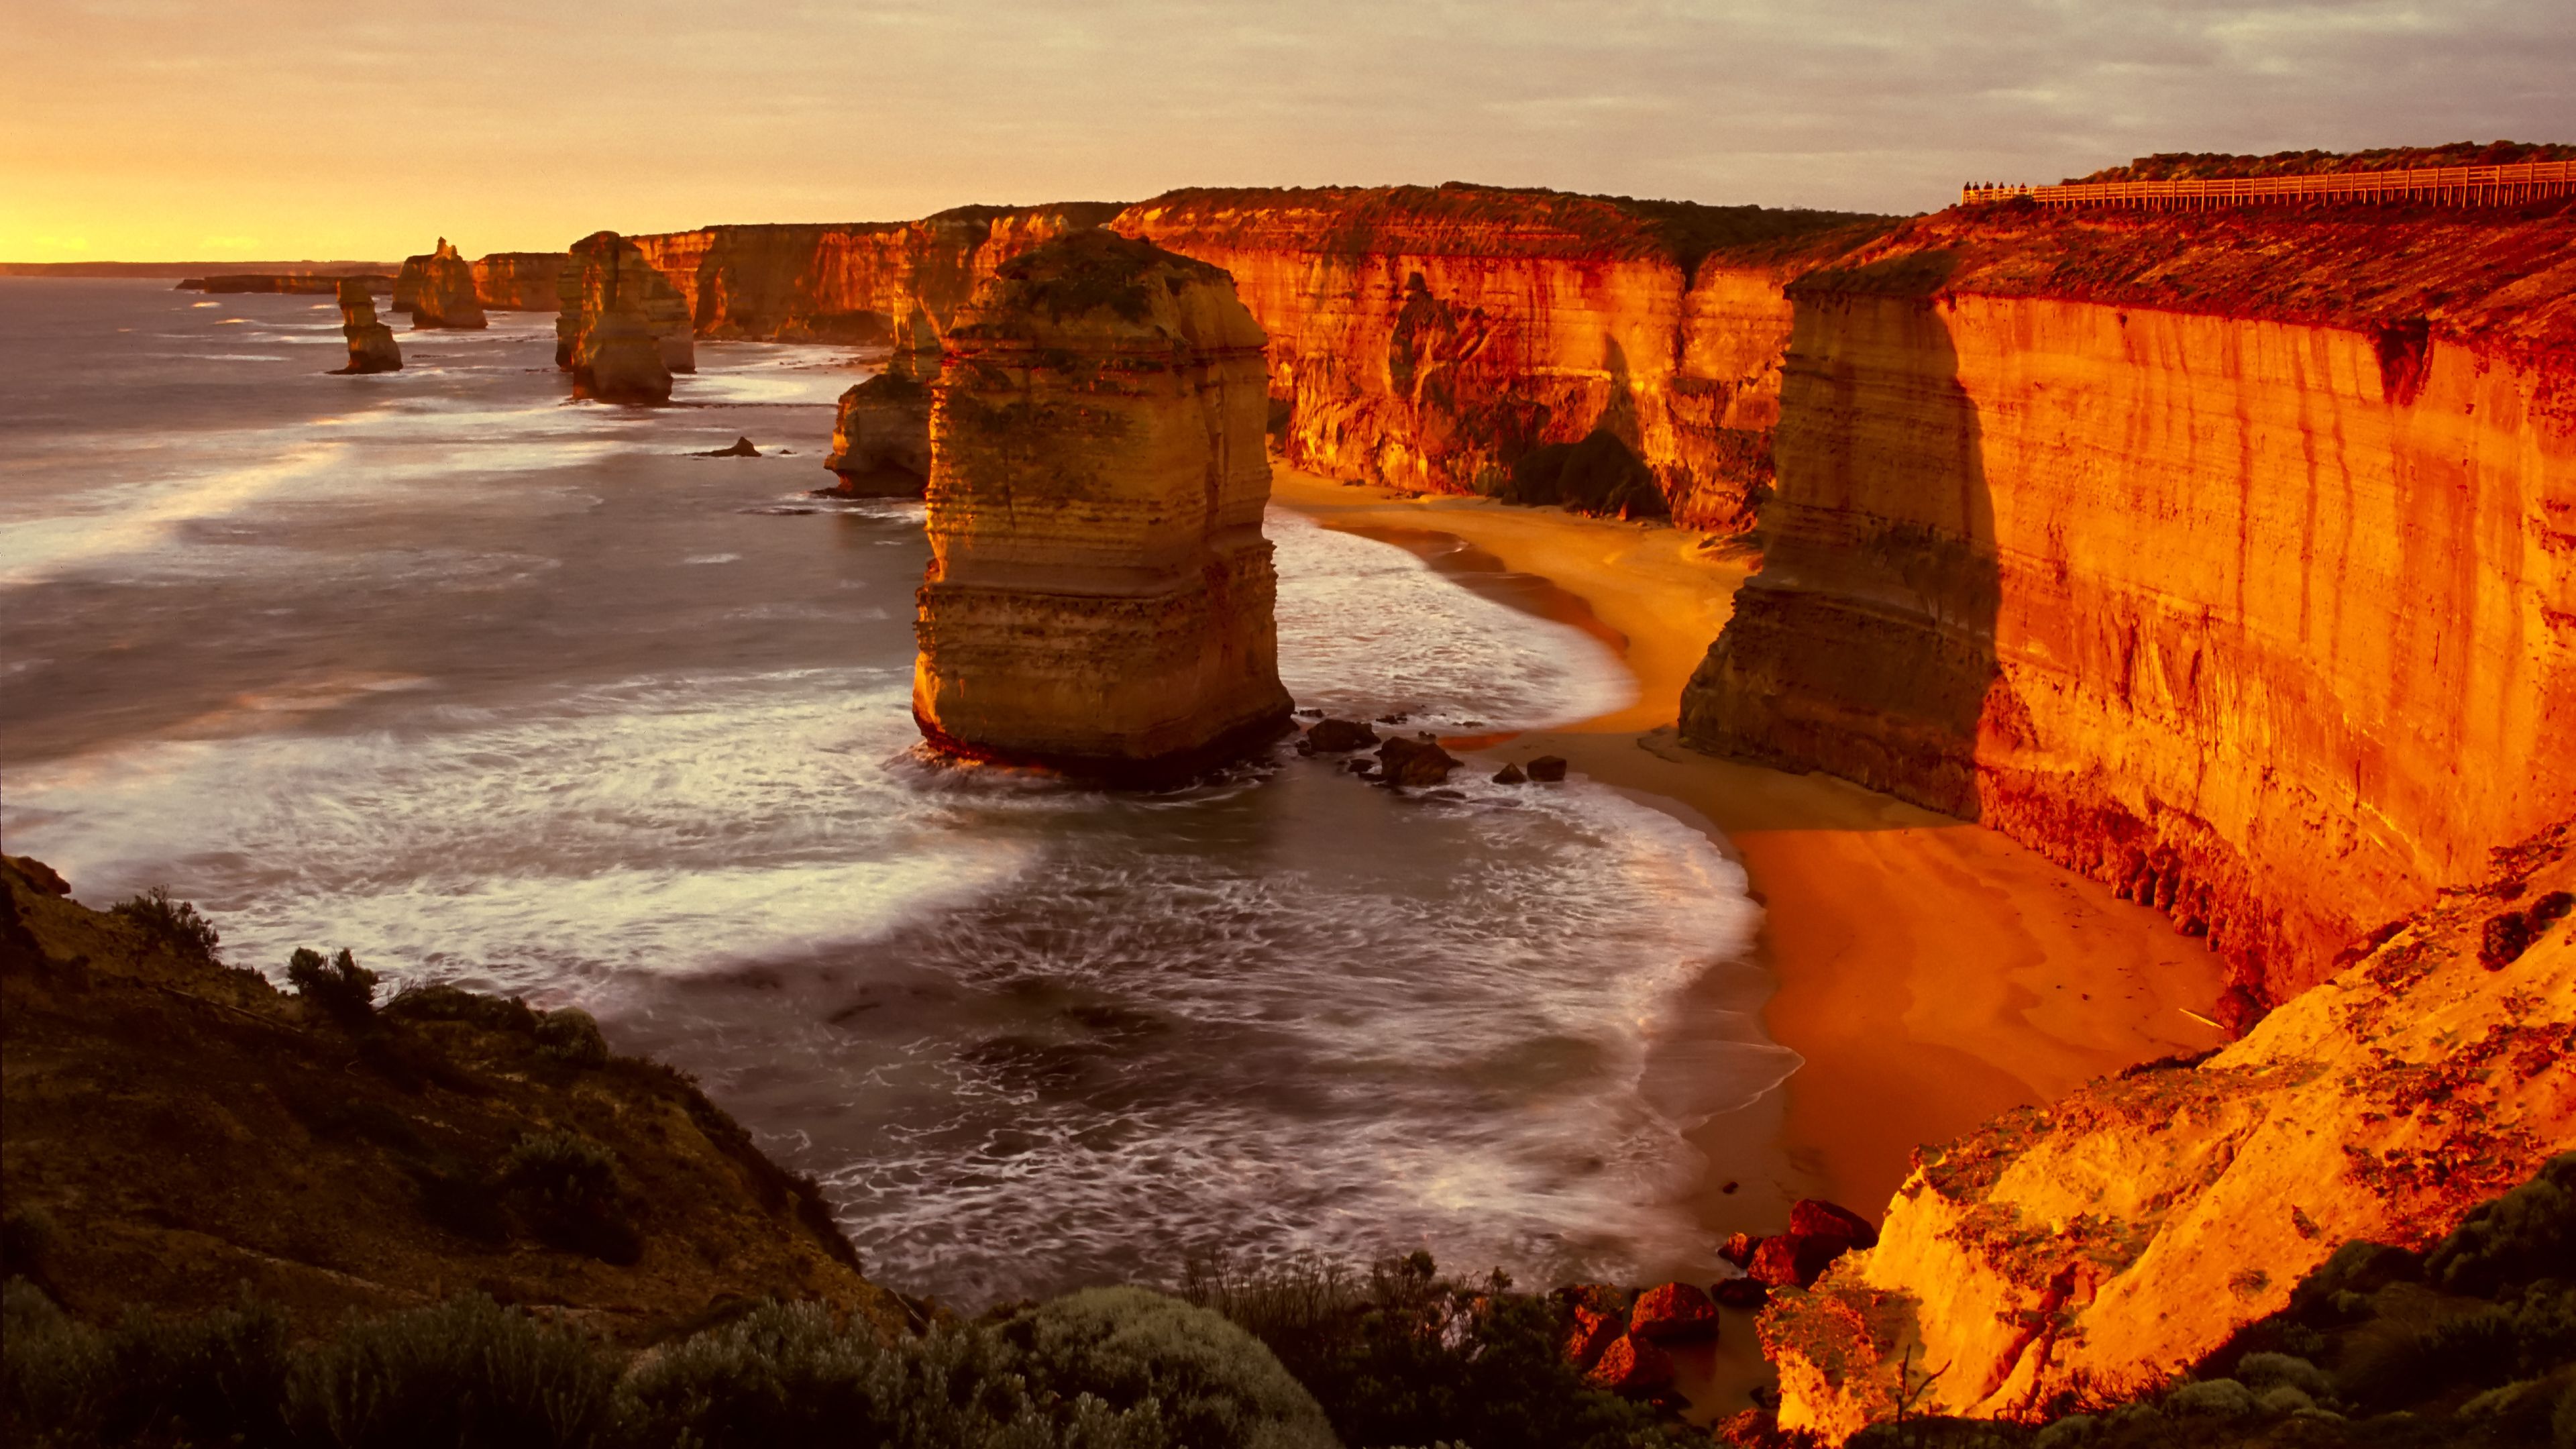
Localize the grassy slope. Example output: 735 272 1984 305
0 857 907 1346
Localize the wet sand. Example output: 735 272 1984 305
1271 467 2229 1398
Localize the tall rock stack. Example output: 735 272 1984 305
334 278 402 374
824 305 941 496
557 232 696 376
912 230 1293 777
404 239 488 329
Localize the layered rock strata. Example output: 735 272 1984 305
824 306 939 495
398 239 488 329
599 188 1886 531
471 250 565 311
1682 201 2576 1007
334 278 401 374
1762 821 2576 1442
912 231 1293 775
1111 186 1885 531
612 205 1124 342
557 232 695 374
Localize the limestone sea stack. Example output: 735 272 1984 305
912 230 1293 777
335 278 401 374
557 231 695 375
824 305 940 496
400 239 488 329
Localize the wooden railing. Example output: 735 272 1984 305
1961 160 2572 209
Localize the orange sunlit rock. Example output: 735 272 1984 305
911 230 1293 777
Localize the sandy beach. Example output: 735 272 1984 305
1271 465 2231 1228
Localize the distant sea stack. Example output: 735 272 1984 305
398 239 488 329
912 230 1293 777
334 278 402 374
557 232 695 376
824 306 939 496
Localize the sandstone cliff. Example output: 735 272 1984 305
612 205 1124 343
598 189 1885 531
0 857 900 1344
1682 199 2576 1009
472 250 565 311
824 306 941 496
1110 186 1885 531
334 278 401 374
557 232 694 377
1760 821 2576 1441
182 273 392 296
398 239 488 329
912 231 1293 775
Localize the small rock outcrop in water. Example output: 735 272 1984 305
824 305 939 496
696 436 760 458
400 239 488 329
334 278 401 374
912 230 1293 777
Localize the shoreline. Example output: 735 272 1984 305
1269 465 2231 1234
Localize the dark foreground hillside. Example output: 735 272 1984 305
0 855 901 1343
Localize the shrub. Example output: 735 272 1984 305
289 947 380 1020
2 1279 106 1444
111 886 221 962
2428 1150 2575 1295
620 1295 1229 1449
502 1132 641 1265
1002 1287 1336 1449
2234 1351 2332 1400
1184 1252 1693 1449
287 1295 618 1449
536 1009 610 1067
0 1207 60 1285
98 1299 290 1445
384 982 539 1034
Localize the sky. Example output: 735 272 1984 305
5 0 2571 262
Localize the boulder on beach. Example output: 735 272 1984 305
1749 1230 1858 1289
1585 1334 1674 1394
1305 718 1379 752
1719 1231 1760 1269
1790 1197 1879 1249
1376 735 1460 788
1493 761 1528 784
1628 1281 1717 1340
1712 1276 1770 1310
1562 1304 1622 1368
1526 755 1568 782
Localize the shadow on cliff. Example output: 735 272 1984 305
1679 250 2023 826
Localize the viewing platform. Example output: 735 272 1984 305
1962 159 2571 209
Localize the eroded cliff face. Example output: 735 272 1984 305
598 188 1882 531
1110 187 1883 531
1682 203 2576 1008
472 250 564 311
912 231 1292 775
401 239 488 329
557 232 694 376
617 205 1123 343
1762 822 2576 1442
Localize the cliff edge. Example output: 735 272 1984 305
1682 197 2576 1010
1761 822 2575 1441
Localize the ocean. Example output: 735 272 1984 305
0 279 1790 1303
